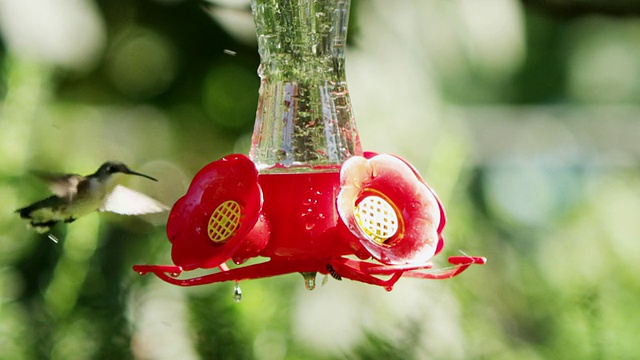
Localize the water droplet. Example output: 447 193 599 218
233 283 242 303
384 286 393 292
170 272 180 278
321 274 328 286
137 271 147 276
300 272 317 290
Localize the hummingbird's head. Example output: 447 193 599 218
97 162 158 182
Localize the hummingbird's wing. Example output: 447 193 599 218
33 171 83 201
100 185 169 215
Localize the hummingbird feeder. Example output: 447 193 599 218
134 0 485 291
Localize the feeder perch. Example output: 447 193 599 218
134 0 485 291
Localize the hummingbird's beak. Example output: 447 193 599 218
125 170 158 182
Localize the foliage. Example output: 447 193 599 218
1 0 639 359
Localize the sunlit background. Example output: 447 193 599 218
1 0 639 359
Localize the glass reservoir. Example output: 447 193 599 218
250 0 362 172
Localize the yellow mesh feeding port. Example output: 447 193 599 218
208 200 242 243
354 195 399 244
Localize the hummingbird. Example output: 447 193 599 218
16 161 169 234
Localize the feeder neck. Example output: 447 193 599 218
250 0 362 173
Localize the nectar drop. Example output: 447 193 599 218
233 282 243 303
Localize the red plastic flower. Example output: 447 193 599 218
337 154 444 265
166 154 264 270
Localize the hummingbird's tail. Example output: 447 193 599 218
15 199 46 219
15 197 62 233
29 221 58 234
16 210 57 234
15 205 34 219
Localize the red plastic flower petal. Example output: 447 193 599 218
166 154 263 270
337 154 442 265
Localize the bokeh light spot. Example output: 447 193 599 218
202 62 259 131
107 28 178 99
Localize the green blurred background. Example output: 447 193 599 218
1 0 640 359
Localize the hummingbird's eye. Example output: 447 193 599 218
103 164 117 174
